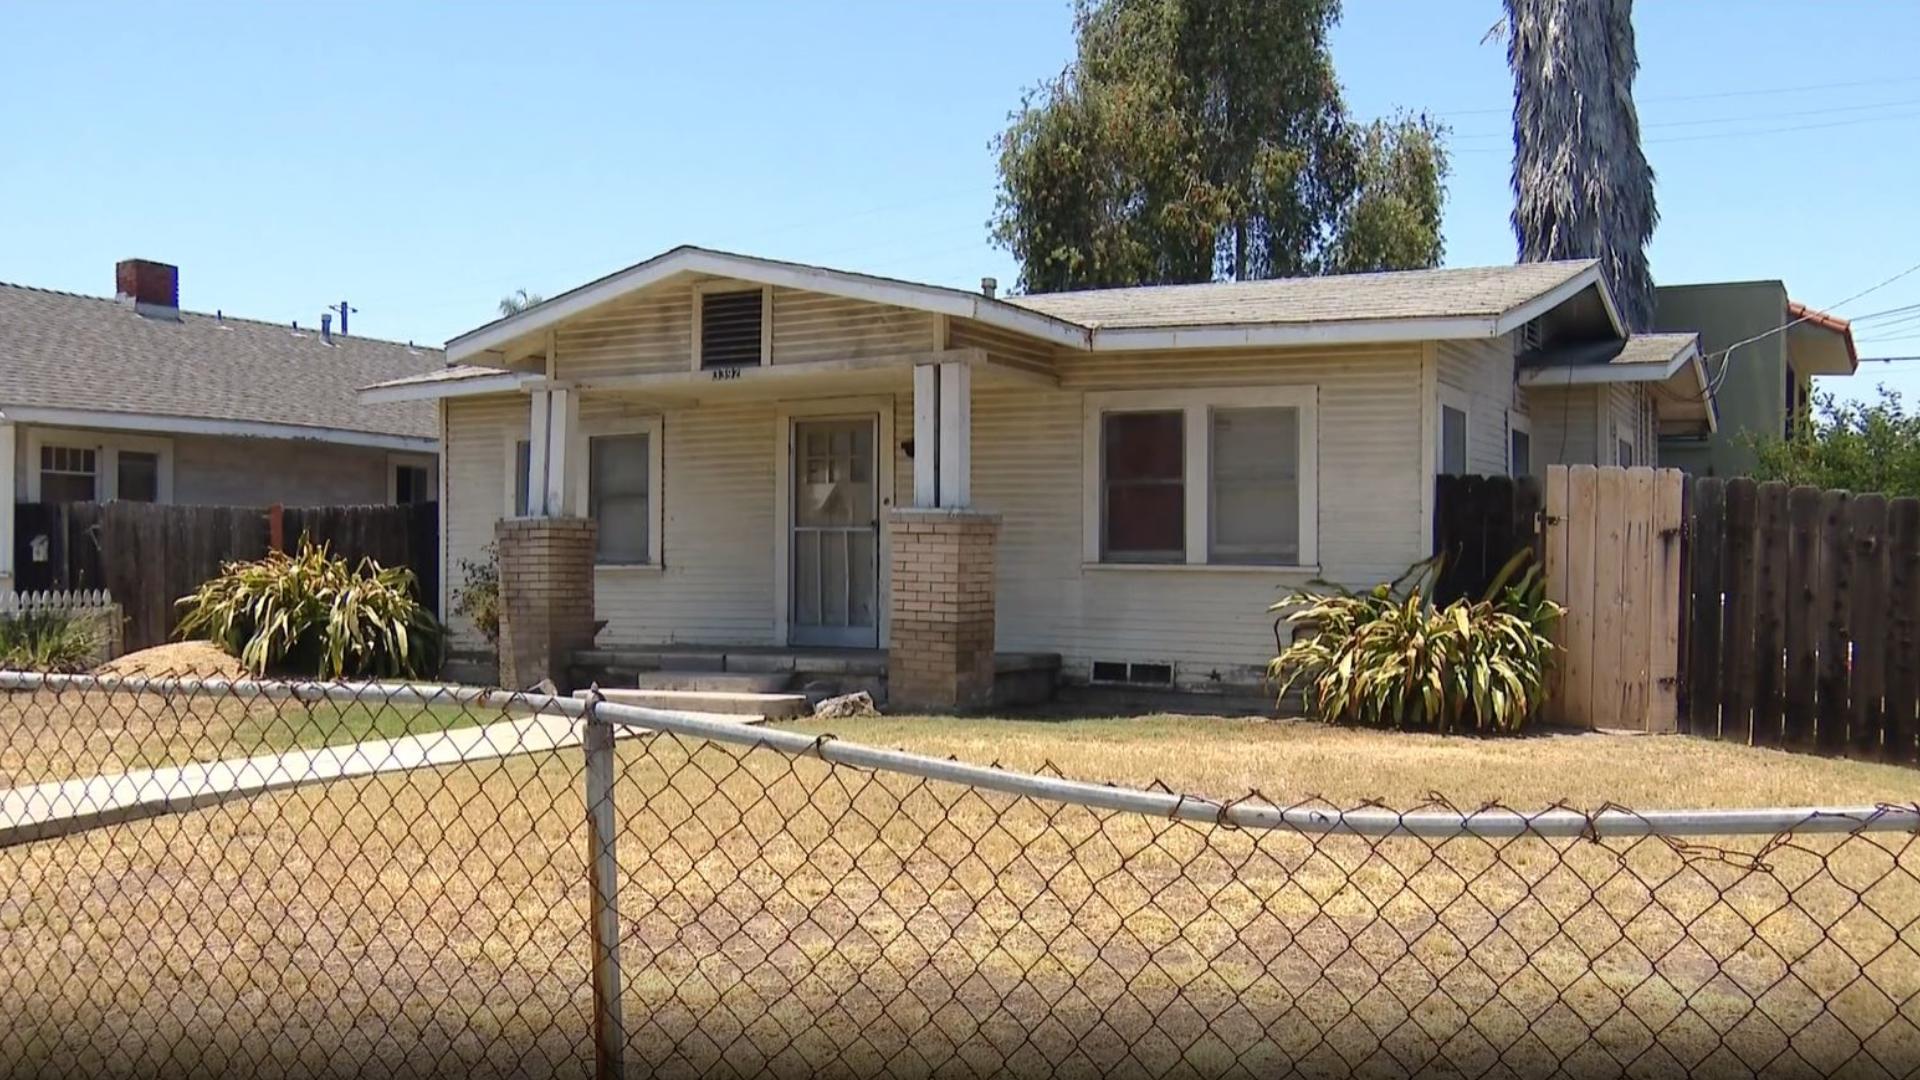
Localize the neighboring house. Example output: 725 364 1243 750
1653 280 1858 476
0 259 444 590
364 245 1711 696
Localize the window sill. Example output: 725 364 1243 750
594 562 664 575
1081 562 1320 575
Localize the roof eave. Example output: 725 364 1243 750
359 370 541 404
1492 262 1622 338
1085 314 1501 351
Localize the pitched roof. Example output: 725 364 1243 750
0 283 443 441
1516 332 1701 377
1006 260 1603 330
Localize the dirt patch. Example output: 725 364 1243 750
94 641 250 681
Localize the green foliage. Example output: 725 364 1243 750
497 288 543 317
451 543 502 646
175 539 444 679
1269 552 1563 735
0 610 106 673
1750 387 1920 496
991 0 1448 293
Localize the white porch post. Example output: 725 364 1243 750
544 385 579 517
0 420 14 590
911 361 972 509
526 388 552 518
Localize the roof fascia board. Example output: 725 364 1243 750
1491 264 1624 338
446 248 1089 363
359 370 540 404
0 406 437 453
1085 315 1496 351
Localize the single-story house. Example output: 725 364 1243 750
363 245 1712 702
0 259 444 590
1653 280 1858 476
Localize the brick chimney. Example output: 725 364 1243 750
115 259 179 318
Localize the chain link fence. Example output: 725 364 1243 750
1 671 1917 1079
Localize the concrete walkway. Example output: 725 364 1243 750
2 712 606 848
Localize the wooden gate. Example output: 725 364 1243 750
1543 465 1686 731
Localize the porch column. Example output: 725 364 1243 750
891 360 999 710
0 420 13 591
497 384 596 691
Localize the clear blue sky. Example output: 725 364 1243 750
5 1 1917 404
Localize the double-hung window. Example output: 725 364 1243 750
38 445 98 504
1084 387 1317 569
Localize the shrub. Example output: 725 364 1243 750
176 539 444 679
451 544 501 646
0 610 106 673
1268 552 1562 735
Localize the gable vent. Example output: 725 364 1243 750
700 289 765 369
1517 318 1544 354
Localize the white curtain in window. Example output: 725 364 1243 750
1209 407 1299 564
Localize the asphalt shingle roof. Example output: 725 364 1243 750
1006 260 1599 329
0 283 443 440
1518 332 1698 372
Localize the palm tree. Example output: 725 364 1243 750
498 288 544 317
1504 0 1657 331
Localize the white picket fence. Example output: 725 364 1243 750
0 589 123 661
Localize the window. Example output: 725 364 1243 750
1100 411 1185 562
513 440 532 515
393 464 431 505
696 287 767 369
39 445 97 504
1209 407 1300 565
1438 388 1470 477
588 433 651 564
117 451 159 503
1618 438 1635 467
1084 387 1317 569
1508 414 1532 478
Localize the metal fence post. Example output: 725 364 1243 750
583 704 625 1080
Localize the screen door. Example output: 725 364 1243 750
789 417 879 647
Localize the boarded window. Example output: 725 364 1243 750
39 445 97 504
699 289 765 369
1440 404 1468 476
118 451 160 503
1208 407 1299 565
1101 411 1184 562
589 433 650 564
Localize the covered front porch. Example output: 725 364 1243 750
494 346 1049 709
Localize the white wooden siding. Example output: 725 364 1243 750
1436 337 1515 475
770 288 936 364
552 284 694 381
949 318 1060 378
1523 384 1603 471
443 395 529 649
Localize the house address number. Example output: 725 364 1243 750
710 367 744 381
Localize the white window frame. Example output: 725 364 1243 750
1508 411 1532 478
1081 386 1318 572
1437 384 1472 477
689 280 774 372
24 426 174 503
386 452 437 505
573 415 665 570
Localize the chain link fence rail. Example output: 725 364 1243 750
1 671 1918 1079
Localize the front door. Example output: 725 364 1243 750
789 417 880 647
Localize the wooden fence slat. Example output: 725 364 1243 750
1647 470 1684 732
1589 467 1629 730
1618 468 1656 728
1543 466 1571 718
1885 499 1920 764
1751 483 1791 747
1783 486 1823 748
1849 495 1890 758
1685 478 1725 737
1720 479 1759 745
1565 466 1602 730
1816 490 1853 754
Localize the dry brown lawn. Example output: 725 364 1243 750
2 696 1918 1078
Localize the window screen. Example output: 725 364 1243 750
39 445 97 504
1101 411 1184 562
1209 406 1299 565
589 433 650 564
118 451 159 503
700 289 764 369
1510 428 1531 478
1440 405 1468 476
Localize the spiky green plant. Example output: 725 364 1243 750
0 610 107 673
1269 551 1563 734
175 539 444 679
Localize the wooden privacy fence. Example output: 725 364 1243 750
1431 474 1542 605
1543 466 1687 732
14 501 439 652
1683 479 1920 761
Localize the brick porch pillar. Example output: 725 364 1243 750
495 517 598 692
888 508 999 711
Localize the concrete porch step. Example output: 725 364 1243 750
626 671 794 694
578 687 814 720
